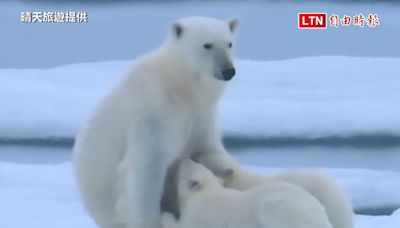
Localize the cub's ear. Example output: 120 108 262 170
227 18 239 33
187 179 202 191
219 169 234 186
172 22 184 38
222 168 234 179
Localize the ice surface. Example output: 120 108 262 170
356 209 400 228
1 57 399 139
0 162 399 228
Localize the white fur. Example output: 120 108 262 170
163 160 333 228
195 154 354 228
73 17 244 228
273 170 354 228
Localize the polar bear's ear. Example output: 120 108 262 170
187 179 202 191
172 22 184 38
222 169 234 179
219 169 234 186
227 18 239 33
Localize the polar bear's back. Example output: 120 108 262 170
73 89 130 226
180 190 261 228
72 52 175 226
253 182 333 228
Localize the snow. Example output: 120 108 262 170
233 146 400 172
0 61 129 139
0 161 399 228
356 210 400 228
0 162 94 228
1 56 399 139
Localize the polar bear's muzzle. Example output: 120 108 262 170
221 67 236 81
214 65 236 81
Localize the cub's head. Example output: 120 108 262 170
177 159 223 205
169 17 239 81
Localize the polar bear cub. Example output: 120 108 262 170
162 159 333 228
195 154 354 228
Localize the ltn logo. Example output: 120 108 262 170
298 13 327 29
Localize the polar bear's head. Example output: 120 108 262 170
176 159 223 205
169 17 239 81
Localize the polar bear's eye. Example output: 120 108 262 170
228 42 232 48
203 43 213 50
188 180 201 191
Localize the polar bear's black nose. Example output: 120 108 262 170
221 67 236 81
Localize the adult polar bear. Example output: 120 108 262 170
73 17 242 228
73 17 353 228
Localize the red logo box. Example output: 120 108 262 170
298 13 327 29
